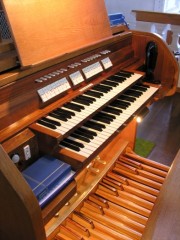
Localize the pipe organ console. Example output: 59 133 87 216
0 1 179 240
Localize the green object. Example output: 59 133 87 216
135 138 155 157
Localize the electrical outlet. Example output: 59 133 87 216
23 145 31 160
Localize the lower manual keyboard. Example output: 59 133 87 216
59 85 158 158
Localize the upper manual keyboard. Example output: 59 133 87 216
34 71 143 137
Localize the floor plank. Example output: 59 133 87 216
136 92 180 166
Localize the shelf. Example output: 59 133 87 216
132 10 180 26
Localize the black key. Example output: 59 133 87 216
116 99 130 107
110 100 128 109
129 89 143 96
111 104 126 110
64 102 84 112
79 95 96 103
92 85 111 93
105 79 120 86
107 105 123 113
84 121 103 131
125 89 142 97
95 112 114 122
49 112 68 122
133 84 148 92
92 115 111 124
71 132 90 143
85 90 103 98
53 109 71 119
108 75 126 83
57 108 75 116
37 119 56 129
89 120 106 129
42 117 61 126
136 83 150 89
99 111 116 120
135 82 150 89
73 98 90 106
99 84 112 91
75 127 97 137
60 141 80 152
114 99 130 106
116 71 132 78
64 138 84 148
103 106 121 115
102 80 119 87
118 95 136 102
74 130 94 140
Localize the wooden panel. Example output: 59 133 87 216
2 0 112 67
132 10 180 25
0 49 18 72
111 25 128 35
118 118 137 149
42 180 77 225
0 33 130 88
0 40 14 53
0 144 46 240
0 40 18 72
141 150 180 240
2 128 39 171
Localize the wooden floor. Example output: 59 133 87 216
136 92 180 166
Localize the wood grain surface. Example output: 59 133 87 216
2 0 111 67
142 149 180 240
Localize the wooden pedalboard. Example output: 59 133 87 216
45 138 169 240
50 150 169 240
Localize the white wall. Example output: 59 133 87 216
105 0 179 50
105 0 180 87
104 0 160 29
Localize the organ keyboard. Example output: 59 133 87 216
34 72 143 136
28 71 159 172
58 81 158 161
31 71 158 165
0 1 179 240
